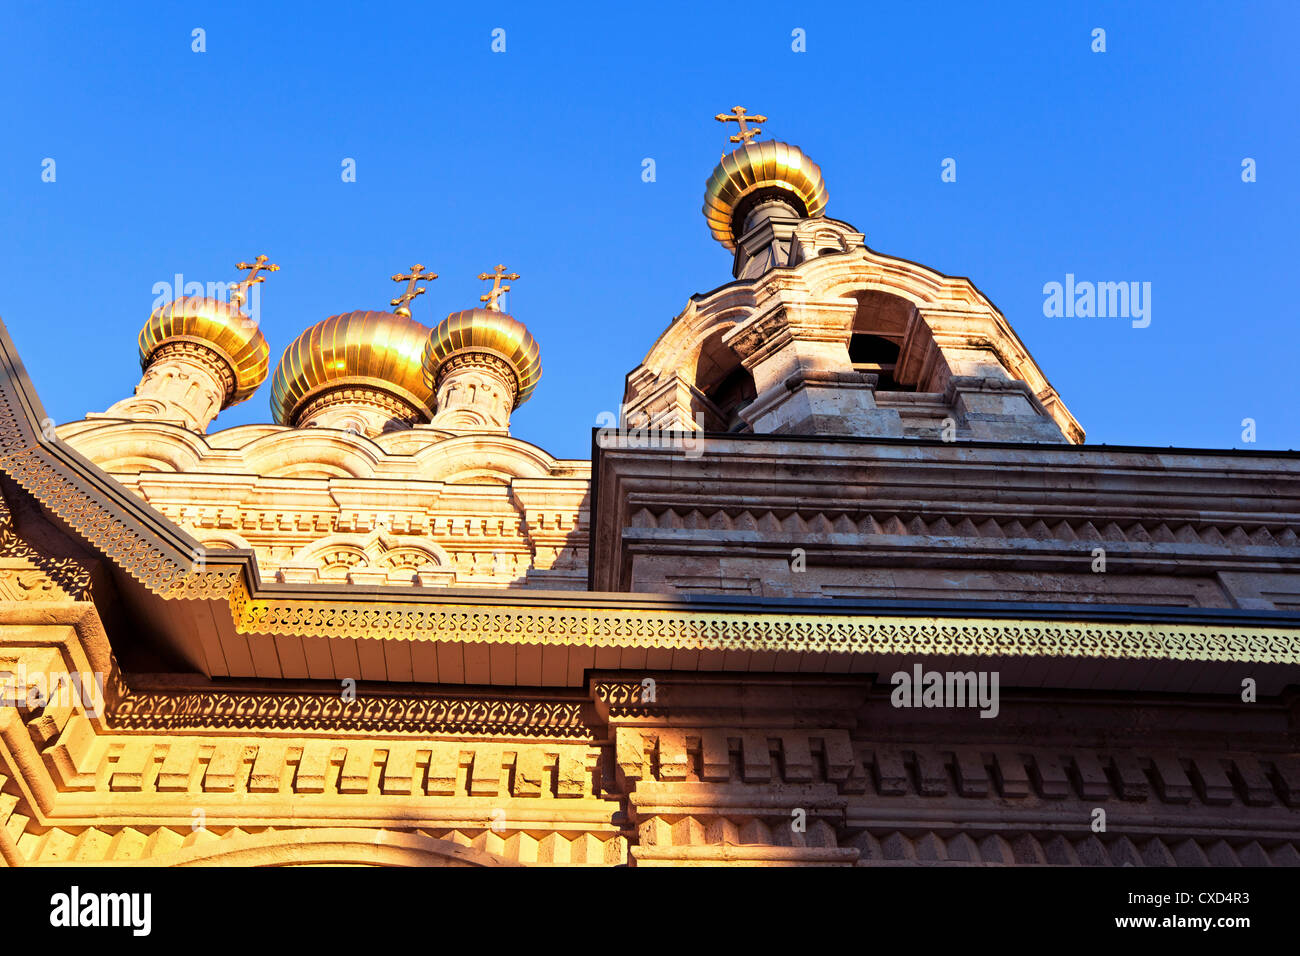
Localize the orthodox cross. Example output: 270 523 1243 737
478 264 519 311
715 105 767 147
390 263 438 317
231 255 279 307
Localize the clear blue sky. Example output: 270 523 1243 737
3 1 1296 458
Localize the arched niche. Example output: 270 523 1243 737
845 289 943 392
165 827 519 867
692 327 755 432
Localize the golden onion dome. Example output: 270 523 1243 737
270 310 435 426
702 140 829 250
138 296 270 406
422 308 542 408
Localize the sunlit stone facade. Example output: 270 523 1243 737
1 122 1297 867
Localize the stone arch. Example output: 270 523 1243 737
801 252 950 307
634 286 757 382
280 530 450 584
846 289 928 391
317 545 369 576
240 430 386 479
796 251 1081 437
409 434 556 482
97 455 179 473
692 326 755 431
434 407 495 430
55 421 207 473
811 228 849 256
790 217 865 265
166 828 519 867
196 529 253 552
621 285 761 432
788 254 961 393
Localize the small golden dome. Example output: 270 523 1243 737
138 296 270 406
270 310 435 425
702 140 829 250
423 308 542 408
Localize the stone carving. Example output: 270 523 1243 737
431 352 518 429
0 490 91 601
0 567 63 601
278 530 455 585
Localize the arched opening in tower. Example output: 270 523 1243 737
693 329 756 432
848 290 920 392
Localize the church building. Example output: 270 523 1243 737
0 109 1297 866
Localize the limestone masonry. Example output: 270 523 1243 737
1 113 1296 866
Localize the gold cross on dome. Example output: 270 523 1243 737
390 263 438 317
478 264 519 312
231 254 279 307
716 105 767 147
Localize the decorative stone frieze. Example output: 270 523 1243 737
430 351 518 430
296 384 427 435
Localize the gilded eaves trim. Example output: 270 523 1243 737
238 601 1300 663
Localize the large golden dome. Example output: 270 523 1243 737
703 140 829 250
423 308 542 407
138 296 270 406
270 310 435 425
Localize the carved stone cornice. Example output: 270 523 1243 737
433 351 519 405
723 303 854 368
728 300 857 379
296 385 426 429
722 307 794 362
